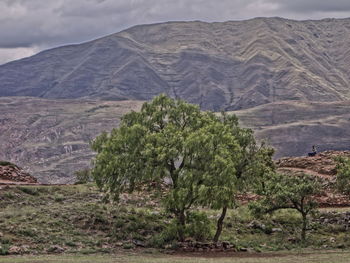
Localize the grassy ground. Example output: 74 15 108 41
1 251 350 263
0 184 350 256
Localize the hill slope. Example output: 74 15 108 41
1 18 350 110
0 97 142 183
1 97 349 183
233 100 350 158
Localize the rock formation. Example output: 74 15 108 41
0 161 37 184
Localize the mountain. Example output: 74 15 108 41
1 17 350 183
1 17 350 111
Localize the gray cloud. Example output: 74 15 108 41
271 0 350 13
1 0 350 64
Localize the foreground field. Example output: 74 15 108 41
1 184 350 256
2 251 350 263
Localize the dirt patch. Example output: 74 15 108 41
170 251 286 258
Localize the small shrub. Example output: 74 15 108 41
114 218 125 228
65 241 77 247
0 244 9 255
3 192 15 199
150 219 178 248
186 211 213 241
0 161 17 168
18 186 39 196
54 194 65 202
75 169 92 184
122 243 135 249
18 228 36 238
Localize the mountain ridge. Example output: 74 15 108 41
1 17 350 110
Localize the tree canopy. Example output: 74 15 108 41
91 94 274 241
250 173 321 241
335 156 350 195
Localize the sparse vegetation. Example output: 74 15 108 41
0 161 18 168
1 184 350 257
75 168 93 184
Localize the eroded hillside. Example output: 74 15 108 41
1 18 350 110
1 97 349 183
0 97 142 183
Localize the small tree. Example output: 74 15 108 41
335 156 350 195
250 173 321 241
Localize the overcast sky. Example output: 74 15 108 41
1 0 350 65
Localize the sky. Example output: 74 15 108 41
1 0 350 65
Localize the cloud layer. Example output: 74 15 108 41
1 0 350 64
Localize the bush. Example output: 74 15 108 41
54 194 65 202
0 161 17 168
18 186 39 196
0 244 9 255
75 169 92 184
186 211 213 241
122 243 135 249
149 220 179 248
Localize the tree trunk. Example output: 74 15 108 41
177 210 186 242
301 213 307 242
213 206 227 243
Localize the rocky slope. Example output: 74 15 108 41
1 97 349 183
277 151 350 207
233 100 350 158
0 161 37 184
1 18 350 111
0 97 142 183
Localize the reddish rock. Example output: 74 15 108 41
0 162 37 184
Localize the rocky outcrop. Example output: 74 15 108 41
0 162 37 184
0 97 142 184
276 151 350 207
276 150 350 176
233 102 350 158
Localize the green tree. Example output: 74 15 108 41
250 173 321 241
335 156 350 195
197 113 275 242
91 95 216 240
91 94 272 241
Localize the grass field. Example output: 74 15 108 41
1 184 350 256
2 251 350 263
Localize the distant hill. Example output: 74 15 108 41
1 97 349 183
1 17 350 110
233 100 350 158
0 97 142 183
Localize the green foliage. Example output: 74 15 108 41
250 173 321 241
335 156 350 195
18 186 39 196
0 161 18 168
91 95 274 241
75 168 92 184
0 244 9 255
186 211 213 241
150 220 179 248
